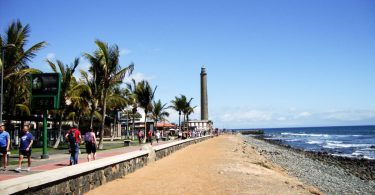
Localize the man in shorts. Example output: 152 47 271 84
15 125 34 172
0 124 10 171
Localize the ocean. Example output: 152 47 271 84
240 125 375 160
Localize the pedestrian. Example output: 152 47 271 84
138 130 144 144
178 131 182 140
0 124 10 171
65 124 82 165
15 125 34 172
84 128 97 162
156 130 160 143
147 129 153 145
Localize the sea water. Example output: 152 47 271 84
243 126 375 160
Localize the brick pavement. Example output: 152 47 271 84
0 140 172 181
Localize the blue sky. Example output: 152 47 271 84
1 0 375 128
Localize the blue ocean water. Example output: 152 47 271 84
244 126 375 160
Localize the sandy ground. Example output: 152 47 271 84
87 135 321 195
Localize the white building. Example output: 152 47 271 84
183 120 213 134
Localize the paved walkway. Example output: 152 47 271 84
0 140 174 181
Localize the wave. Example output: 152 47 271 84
285 139 300 142
332 153 375 160
280 132 364 138
306 141 324 144
281 132 329 137
323 143 372 149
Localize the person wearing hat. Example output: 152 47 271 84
0 124 10 170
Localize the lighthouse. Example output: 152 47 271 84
200 66 208 120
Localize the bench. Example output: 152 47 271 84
123 140 131 146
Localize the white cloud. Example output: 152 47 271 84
321 109 375 121
120 48 131 56
215 107 274 124
295 111 311 118
208 106 375 129
46 53 55 60
124 72 154 83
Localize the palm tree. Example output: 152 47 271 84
182 98 196 130
183 98 196 131
106 87 128 141
79 70 102 130
66 79 91 129
170 95 187 131
134 80 156 143
46 58 79 148
121 108 142 138
84 40 134 149
126 79 139 140
1 20 46 134
151 99 169 133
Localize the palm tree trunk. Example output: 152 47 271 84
89 102 96 129
143 110 147 143
99 95 107 149
126 111 130 138
111 114 116 142
132 109 136 140
77 116 81 130
53 113 63 148
178 112 181 131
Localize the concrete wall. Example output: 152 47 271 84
0 136 213 195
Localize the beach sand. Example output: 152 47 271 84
87 135 321 195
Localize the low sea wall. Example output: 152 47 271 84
0 136 213 195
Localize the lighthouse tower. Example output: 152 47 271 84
200 66 208 120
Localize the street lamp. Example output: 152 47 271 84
1 44 16 124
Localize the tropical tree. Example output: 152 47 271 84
46 58 79 148
150 99 169 132
79 70 102 130
170 95 187 131
84 40 134 149
105 87 128 141
134 80 156 143
183 98 195 131
0 20 46 133
66 79 91 129
126 79 139 140
121 108 142 138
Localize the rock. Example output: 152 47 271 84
141 144 156 163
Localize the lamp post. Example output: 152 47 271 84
1 44 16 124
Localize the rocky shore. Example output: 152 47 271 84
244 135 375 195
258 136 375 181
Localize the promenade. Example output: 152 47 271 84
0 140 172 182
88 135 321 195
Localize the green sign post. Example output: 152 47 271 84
30 73 61 159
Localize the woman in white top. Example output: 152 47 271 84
156 130 161 143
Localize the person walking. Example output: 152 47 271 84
156 130 161 144
0 124 10 171
147 129 153 145
65 125 82 165
84 128 97 162
138 130 144 144
15 125 34 172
